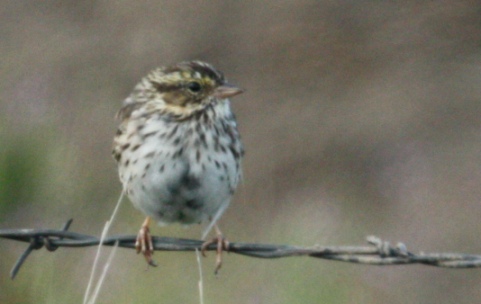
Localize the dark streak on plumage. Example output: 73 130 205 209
224 124 236 143
167 125 179 140
173 147 184 158
195 123 203 134
185 199 203 210
144 151 155 158
182 174 201 190
116 102 143 121
196 150 201 162
213 125 220 137
199 133 207 148
113 151 121 162
194 111 202 121
142 131 157 139
229 146 240 159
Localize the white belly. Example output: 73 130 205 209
117 112 241 226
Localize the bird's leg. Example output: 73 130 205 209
201 224 229 274
135 216 157 267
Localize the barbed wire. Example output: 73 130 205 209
2 219 481 279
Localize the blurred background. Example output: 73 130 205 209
2 1 481 303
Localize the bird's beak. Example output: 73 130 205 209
213 83 244 99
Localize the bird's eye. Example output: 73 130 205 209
187 81 202 93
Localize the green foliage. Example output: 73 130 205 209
0 129 48 217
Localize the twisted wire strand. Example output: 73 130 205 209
2 219 481 279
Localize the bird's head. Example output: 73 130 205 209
122 61 243 120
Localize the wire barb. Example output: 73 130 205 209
9 219 74 279
3 219 481 279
